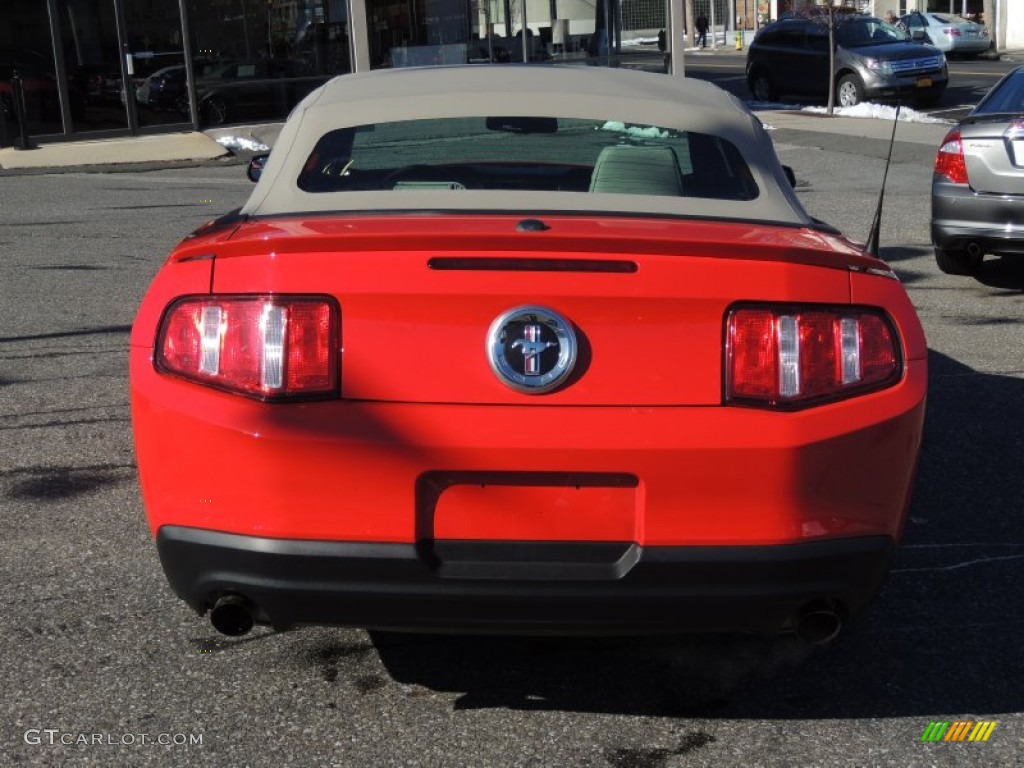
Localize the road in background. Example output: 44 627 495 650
1 127 1022 766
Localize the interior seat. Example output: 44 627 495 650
588 144 684 196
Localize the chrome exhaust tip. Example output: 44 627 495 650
795 606 843 645
210 594 255 637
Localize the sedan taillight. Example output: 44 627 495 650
156 296 339 400
726 306 901 408
934 128 968 184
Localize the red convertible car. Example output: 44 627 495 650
130 66 926 643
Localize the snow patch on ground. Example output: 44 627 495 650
749 101 952 125
802 103 952 124
216 136 271 152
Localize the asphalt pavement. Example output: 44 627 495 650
2 60 1023 768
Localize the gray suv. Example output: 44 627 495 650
747 16 948 107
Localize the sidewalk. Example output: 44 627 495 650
0 130 229 173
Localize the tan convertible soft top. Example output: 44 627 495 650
241 65 812 226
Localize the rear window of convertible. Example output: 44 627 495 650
296 117 759 201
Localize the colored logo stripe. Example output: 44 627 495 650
920 721 996 742
944 721 972 741
969 721 997 742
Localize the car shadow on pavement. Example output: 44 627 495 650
878 245 924 264
4 464 135 500
973 256 1024 291
367 349 1024 720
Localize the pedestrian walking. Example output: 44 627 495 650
696 14 709 49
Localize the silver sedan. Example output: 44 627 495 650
931 65 1024 275
899 11 991 56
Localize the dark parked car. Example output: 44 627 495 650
747 16 947 107
135 65 187 112
196 59 329 126
931 65 1024 275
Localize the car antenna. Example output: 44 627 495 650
864 104 901 258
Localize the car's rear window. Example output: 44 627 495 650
975 70 1024 115
296 117 759 201
836 20 907 47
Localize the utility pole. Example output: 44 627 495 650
711 0 717 49
982 0 996 52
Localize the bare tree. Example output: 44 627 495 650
795 1 861 115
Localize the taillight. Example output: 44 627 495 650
934 128 968 184
1007 120 1024 165
944 27 960 37
1005 119 1024 140
726 306 901 408
156 295 339 400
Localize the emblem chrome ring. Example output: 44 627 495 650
486 305 577 394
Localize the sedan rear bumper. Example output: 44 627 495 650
158 525 895 635
932 180 1024 256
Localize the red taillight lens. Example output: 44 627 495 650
934 128 968 184
156 296 338 400
726 306 901 408
726 309 777 398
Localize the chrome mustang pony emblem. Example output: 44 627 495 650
511 325 556 375
487 306 577 393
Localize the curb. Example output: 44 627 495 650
0 152 247 177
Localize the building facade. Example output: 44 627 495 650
1 0 355 143
0 0 1017 145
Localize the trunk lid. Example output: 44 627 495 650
210 215 863 406
960 116 1024 196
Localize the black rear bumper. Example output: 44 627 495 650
157 526 895 635
932 181 1024 257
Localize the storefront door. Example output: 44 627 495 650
56 0 131 133
122 0 191 129
54 0 189 136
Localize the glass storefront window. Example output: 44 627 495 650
4 0 674 144
185 0 351 127
0 1 63 139
58 0 131 132
365 0 667 71
125 0 189 127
